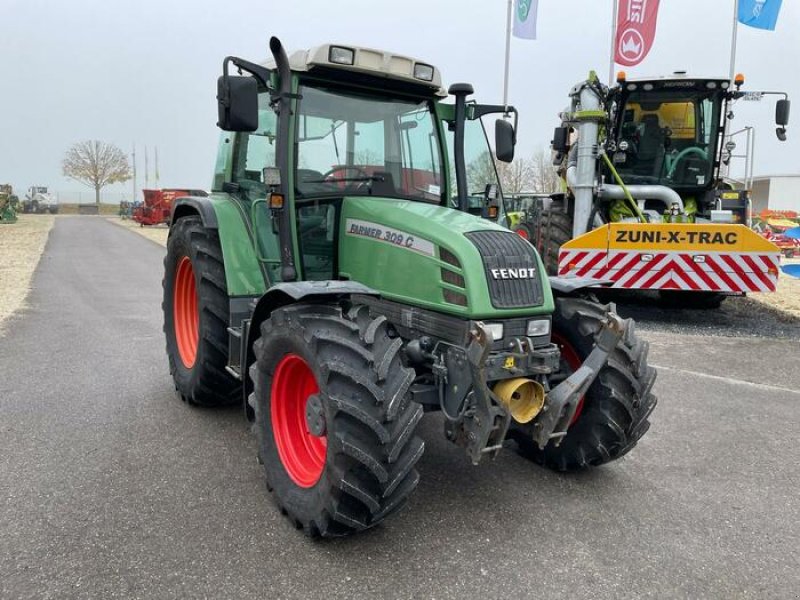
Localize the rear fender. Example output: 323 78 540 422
171 194 266 297
171 196 218 229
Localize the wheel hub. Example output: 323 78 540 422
305 394 326 437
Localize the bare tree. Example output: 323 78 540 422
529 148 561 194
62 140 132 204
497 157 535 195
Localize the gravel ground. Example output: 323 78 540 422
609 292 800 339
751 257 800 318
0 214 54 334
107 216 168 246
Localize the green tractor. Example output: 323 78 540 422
0 184 18 224
162 38 657 537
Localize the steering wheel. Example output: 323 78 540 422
321 166 371 183
667 147 709 178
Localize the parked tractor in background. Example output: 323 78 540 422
505 193 550 242
133 188 207 226
161 38 656 537
0 184 19 224
22 186 58 214
535 71 789 309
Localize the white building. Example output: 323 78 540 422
750 175 800 214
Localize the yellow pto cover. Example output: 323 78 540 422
558 223 781 293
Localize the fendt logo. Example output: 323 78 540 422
490 267 537 280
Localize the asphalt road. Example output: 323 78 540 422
1 217 798 599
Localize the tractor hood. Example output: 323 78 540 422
338 196 554 319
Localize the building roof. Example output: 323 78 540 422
752 174 800 181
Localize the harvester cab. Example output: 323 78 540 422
546 71 788 307
162 38 656 536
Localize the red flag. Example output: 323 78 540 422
614 0 661 67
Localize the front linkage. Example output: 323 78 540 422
438 305 627 464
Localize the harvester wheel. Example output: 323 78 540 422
538 201 573 275
162 216 240 406
249 303 423 537
513 296 657 471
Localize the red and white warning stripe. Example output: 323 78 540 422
558 249 781 293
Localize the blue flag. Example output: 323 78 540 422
738 0 783 31
513 0 538 40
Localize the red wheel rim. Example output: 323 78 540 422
552 332 585 425
515 227 530 241
271 354 327 488
173 256 199 368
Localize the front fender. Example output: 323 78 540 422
242 280 379 418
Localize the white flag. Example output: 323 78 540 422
513 0 538 40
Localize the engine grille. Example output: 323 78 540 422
465 230 543 309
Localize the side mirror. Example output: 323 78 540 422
776 99 790 126
217 75 258 132
495 119 515 163
551 126 570 153
776 99 790 140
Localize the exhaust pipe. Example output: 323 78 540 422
494 378 545 423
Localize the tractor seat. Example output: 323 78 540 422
635 114 666 177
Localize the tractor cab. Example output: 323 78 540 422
609 77 728 191
214 40 515 289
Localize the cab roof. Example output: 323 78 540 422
263 43 446 97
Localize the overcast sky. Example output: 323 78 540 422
1 0 798 200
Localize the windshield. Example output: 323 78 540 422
295 85 444 202
613 91 720 189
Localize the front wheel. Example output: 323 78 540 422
249 303 424 537
162 216 240 406
513 297 657 471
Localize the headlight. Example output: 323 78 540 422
414 63 435 82
329 46 355 65
526 319 550 336
484 323 504 341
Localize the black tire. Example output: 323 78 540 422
513 297 657 471
162 216 240 406
659 290 726 309
538 201 573 275
31 200 39 214
249 303 424 537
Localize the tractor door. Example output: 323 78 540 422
228 92 283 284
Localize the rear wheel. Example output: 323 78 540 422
513 297 657 471
249 303 424 537
538 201 573 275
162 216 240 406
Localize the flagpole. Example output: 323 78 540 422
609 0 619 85
131 143 137 204
729 0 740 82
503 0 513 113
